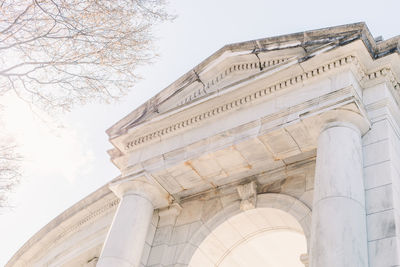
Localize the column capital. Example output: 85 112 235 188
316 107 370 136
320 121 361 135
109 172 172 209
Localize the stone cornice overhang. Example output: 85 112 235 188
108 39 400 166
6 185 119 267
106 22 400 140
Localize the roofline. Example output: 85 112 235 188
106 22 399 138
6 184 114 266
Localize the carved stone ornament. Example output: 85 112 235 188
300 253 309 267
237 181 257 211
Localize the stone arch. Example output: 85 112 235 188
256 193 312 244
176 193 312 266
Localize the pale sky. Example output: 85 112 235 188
0 0 399 265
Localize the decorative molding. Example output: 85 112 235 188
56 198 120 242
125 55 400 151
178 57 290 106
10 197 121 266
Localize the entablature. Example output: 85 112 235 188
106 38 400 199
110 40 399 160
106 22 400 140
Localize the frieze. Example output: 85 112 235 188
56 198 120 242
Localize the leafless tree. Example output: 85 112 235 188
0 0 173 111
0 0 173 206
0 143 21 208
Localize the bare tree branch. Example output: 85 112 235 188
0 0 174 207
0 0 173 112
0 143 21 208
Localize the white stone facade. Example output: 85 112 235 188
6 23 400 267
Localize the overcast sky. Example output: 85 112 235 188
1 0 399 265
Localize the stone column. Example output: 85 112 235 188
97 175 170 267
310 121 368 267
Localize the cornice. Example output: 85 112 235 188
56 198 120 241
107 23 400 139
6 190 120 266
124 54 400 151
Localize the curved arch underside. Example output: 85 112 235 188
188 207 307 267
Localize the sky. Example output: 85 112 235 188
0 0 399 265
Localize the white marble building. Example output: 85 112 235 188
7 23 400 267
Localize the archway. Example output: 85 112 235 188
179 193 311 267
218 230 306 267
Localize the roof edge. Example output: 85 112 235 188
6 184 114 266
106 22 399 138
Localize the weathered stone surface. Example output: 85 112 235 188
7 23 400 267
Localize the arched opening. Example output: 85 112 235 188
182 193 311 267
218 230 306 267
189 208 307 267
